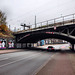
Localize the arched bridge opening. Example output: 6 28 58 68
17 32 75 51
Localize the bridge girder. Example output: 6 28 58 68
17 32 75 44
15 24 75 44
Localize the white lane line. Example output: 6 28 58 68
0 58 10 61
32 53 57 75
0 51 37 61
0 53 41 68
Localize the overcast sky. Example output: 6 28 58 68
0 0 75 31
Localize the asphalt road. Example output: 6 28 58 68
0 50 55 75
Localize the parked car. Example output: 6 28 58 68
47 46 55 50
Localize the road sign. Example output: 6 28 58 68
46 32 54 34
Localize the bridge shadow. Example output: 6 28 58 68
22 47 75 53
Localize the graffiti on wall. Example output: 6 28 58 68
8 39 15 48
0 39 6 49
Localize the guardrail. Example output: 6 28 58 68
30 13 75 30
17 13 75 33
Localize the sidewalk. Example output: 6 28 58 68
36 53 75 75
0 49 21 54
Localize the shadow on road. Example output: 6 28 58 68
22 47 75 53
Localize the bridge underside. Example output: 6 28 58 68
15 23 75 50
18 33 75 44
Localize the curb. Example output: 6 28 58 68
0 50 23 55
32 53 57 75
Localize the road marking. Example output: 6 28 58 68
0 53 41 68
32 53 57 75
0 58 10 61
0 51 38 61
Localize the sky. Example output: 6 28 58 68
0 0 75 31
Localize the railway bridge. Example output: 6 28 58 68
15 14 75 50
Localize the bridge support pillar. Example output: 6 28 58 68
26 43 27 48
21 43 23 48
29 43 31 47
32 43 34 47
71 44 74 51
30 43 34 47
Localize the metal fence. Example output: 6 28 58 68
28 13 75 31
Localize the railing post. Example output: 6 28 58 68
63 16 64 25
73 14 74 24
47 21 48 28
54 19 55 26
41 22 42 29
35 16 36 28
30 25 32 31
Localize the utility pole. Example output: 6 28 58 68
14 27 16 32
61 14 62 17
21 24 30 30
35 15 36 28
9 25 10 30
21 24 26 30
